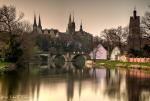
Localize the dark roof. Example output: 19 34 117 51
42 29 59 34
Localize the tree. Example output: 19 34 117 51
128 49 143 57
0 5 24 35
35 34 51 52
141 6 150 37
101 26 128 59
3 37 23 62
102 26 128 46
0 5 32 64
19 33 35 62
143 44 150 57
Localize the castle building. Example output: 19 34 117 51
128 8 142 51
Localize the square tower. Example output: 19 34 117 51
128 9 142 51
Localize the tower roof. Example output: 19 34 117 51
69 13 72 24
73 11 75 23
80 20 83 32
73 15 75 23
38 14 42 27
33 14 37 26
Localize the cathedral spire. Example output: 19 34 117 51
73 11 75 23
69 13 72 24
80 20 83 32
33 13 37 27
73 15 75 23
33 13 37 30
38 14 42 29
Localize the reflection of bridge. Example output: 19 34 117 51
38 52 91 69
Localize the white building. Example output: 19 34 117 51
110 47 121 60
90 44 107 60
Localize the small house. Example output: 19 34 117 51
110 47 121 60
90 44 107 60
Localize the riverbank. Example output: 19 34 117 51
95 60 150 70
0 61 12 73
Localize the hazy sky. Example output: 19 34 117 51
0 0 150 36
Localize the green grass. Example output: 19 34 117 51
0 61 11 72
95 60 150 69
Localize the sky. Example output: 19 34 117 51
0 0 150 36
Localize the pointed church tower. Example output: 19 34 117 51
67 13 75 34
80 21 83 32
69 14 72 25
38 14 42 30
72 14 75 33
33 14 37 30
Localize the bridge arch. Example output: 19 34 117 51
47 53 91 70
53 54 66 68
72 54 86 69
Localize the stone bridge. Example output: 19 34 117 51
39 52 91 69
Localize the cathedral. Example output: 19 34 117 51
32 13 93 53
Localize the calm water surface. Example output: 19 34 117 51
0 68 150 101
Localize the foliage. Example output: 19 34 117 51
19 33 35 62
0 5 32 66
128 49 143 57
100 26 128 59
143 44 150 57
143 44 150 52
3 37 23 62
101 26 128 45
141 6 150 37
0 5 24 34
35 34 51 52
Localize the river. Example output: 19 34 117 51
0 67 150 101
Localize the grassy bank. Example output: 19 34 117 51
0 61 11 72
95 60 150 69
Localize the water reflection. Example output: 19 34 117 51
0 69 149 101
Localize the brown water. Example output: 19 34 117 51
0 68 150 101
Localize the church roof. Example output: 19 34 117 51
42 29 59 33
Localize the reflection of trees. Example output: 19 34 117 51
67 73 74 101
0 73 30 101
66 69 92 101
78 70 83 98
29 75 41 101
104 69 121 99
0 73 37 101
126 70 150 101
2 74 19 100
